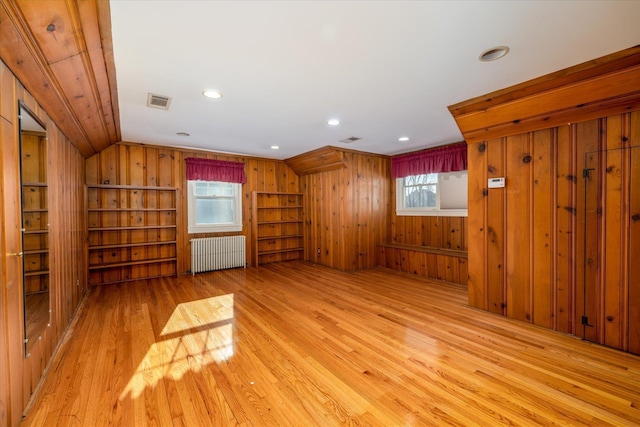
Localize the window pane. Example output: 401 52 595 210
404 184 436 208
195 198 234 224
439 171 468 209
194 181 234 196
194 181 210 196
404 174 437 186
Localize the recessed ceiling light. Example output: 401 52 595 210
327 119 341 126
176 132 190 136
398 137 410 142
479 46 510 62
202 90 223 99
270 145 279 150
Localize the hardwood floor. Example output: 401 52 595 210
21 261 640 426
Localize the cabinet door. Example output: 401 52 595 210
582 146 640 355
19 105 50 357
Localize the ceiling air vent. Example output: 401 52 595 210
339 136 361 144
147 93 172 110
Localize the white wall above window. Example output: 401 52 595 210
396 171 468 217
187 180 243 233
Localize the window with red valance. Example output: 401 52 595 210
185 157 246 183
185 158 245 233
392 142 468 217
391 142 467 179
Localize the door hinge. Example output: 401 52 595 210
581 315 593 327
583 168 595 178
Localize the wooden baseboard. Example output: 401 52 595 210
377 243 468 286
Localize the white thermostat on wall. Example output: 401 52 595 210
488 177 505 188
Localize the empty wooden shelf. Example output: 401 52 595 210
252 191 304 266
87 185 178 285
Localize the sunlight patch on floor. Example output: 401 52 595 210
120 293 234 399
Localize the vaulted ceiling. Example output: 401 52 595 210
0 0 118 157
1 1 640 159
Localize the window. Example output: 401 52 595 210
187 180 242 233
396 170 467 217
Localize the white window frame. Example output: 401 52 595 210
187 180 243 233
396 171 468 217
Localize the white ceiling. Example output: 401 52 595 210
110 1 640 160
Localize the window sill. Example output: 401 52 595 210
188 224 242 234
396 208 467 217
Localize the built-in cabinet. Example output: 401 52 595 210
19 120 50 356
87 185 178 285
1 59 87 427
251 191 304 266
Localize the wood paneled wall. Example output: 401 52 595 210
390 179 468 252
467 111 640 354
390 216 467 251
376 153 469 285
376 245 468 286
300 149 391 271
469 123 579 329
85 142 300 274
578 113 640 354
0 60 87 427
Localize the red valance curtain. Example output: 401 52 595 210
391 142 467 179
185 158 246 183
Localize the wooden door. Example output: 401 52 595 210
629 146 640 355
582 151 599 343
582 146 640 354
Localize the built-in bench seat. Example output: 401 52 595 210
377 243 468 286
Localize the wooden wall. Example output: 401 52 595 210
376 245 468 286
467 111 640 354
391 211 468 252
0 60 87 427
375 170 469 286
579 113 640 354
467 127 575 326
85 142 300 274
300 149 391 271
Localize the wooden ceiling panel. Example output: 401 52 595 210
449 46 640 144
284 146 347 176
49 54 109 151
77 0 120 145
0 2 92 153
0 0 119 157
15 0 81 64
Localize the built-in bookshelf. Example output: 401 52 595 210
87 185 178 285
252 191 303 266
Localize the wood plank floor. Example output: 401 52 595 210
21 261 640 426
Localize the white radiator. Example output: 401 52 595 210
191 236 246 274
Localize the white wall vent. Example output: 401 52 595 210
339 136 361 144
147 93 172 110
